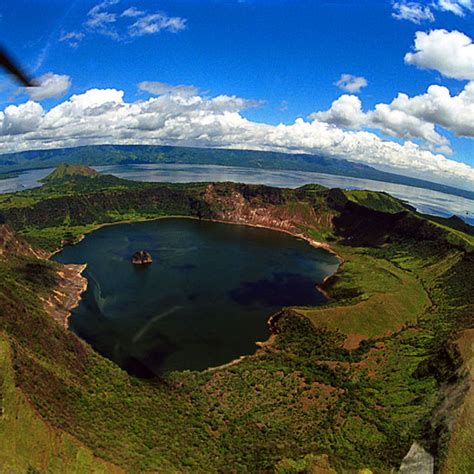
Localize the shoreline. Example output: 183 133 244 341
49 214 344 262
41 263 88 328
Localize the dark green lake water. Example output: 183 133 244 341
53 219 339 375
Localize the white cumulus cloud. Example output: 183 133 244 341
311 95 366 128
369 101 451 153
24 73 72 101
313 80 474 154
372 83 474 139
405 29 474 80
335 74 368 93
0 87 473 189
405 30 474 80
1 101 44 135
311 29 474 153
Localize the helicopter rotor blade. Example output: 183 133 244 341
0 47 36 87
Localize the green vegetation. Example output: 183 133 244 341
296 247 430 344
442 330 474 473
0 144 472 200
343 189 411 214
0 167 472 472
0 336 120 473
40 163 99 182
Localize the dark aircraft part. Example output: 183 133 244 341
0 47 36 87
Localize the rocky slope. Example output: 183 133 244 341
0 223 43 259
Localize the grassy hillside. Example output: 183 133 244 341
41 163 99 182
296 249 430 346
0 169 472 472
0 335 121 473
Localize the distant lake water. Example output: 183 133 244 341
1 163 472 225
53 219 339 375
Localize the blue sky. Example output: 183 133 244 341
0 0 473 189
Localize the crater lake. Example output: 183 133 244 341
53 218 340 375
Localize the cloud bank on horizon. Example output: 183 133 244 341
0 1 473 190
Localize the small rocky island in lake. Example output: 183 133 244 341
131 250 153 265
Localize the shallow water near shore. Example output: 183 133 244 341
53 218 339 375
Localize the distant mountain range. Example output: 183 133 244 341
0 144 472 200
